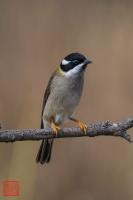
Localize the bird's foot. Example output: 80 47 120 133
51 121 61 136
78 121 88 135
70 117 88 135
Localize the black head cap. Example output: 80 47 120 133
64 52 86 62
60 52 92 72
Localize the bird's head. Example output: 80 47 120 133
58 52 92 77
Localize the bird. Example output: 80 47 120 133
36 52 92 165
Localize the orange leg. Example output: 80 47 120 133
70 117 88 135
50 120 61 136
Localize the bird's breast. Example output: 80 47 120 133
54 75 83 108
44 74 84 125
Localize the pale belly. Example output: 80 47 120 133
44 91 80 125
43 74 84 125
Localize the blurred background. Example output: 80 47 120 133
0 0 133 199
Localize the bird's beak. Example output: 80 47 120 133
84 59 92 65
82 59 92 71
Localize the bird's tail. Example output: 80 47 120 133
36 138 53 164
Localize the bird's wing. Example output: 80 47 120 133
40 72 55 128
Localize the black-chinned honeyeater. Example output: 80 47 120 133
36 52 92 165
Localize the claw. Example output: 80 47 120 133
70 117 88 135
51 121 60 136
78 121 87 135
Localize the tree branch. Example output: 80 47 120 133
0 118 133 143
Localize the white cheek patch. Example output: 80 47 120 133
62 59 70 65
65 63 84 77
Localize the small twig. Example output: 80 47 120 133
0 118 132 143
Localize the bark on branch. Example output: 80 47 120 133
0 118 133 143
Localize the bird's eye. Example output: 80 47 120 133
72 60 79 65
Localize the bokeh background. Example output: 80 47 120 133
0 0 133 199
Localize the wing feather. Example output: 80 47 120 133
40 72 55 128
